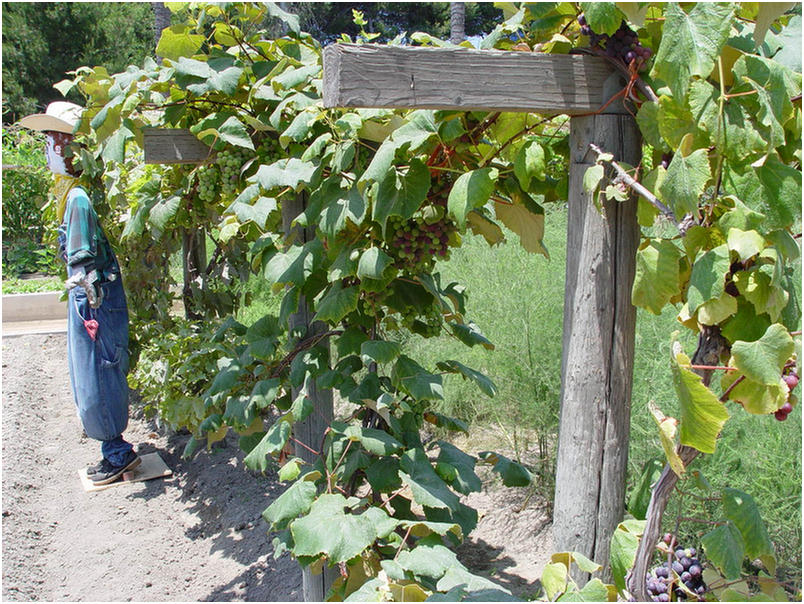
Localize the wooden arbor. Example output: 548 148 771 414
323 43 642 580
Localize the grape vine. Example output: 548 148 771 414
58 1 801 602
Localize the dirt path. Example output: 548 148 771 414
2 333 552 601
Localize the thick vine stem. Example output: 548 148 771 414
627 445 701 601
588 143 677 224
627 326 729 601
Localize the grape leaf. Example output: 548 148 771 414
436 441 482 495
657 94 697 150
448 168 498 229
360 340 401 365
671 343 729 455
734 266 789 322
278 458 302 482
659 143 711 220
251 378 281 410
174 57 243 97
727 228 766 263
148 194 181 232
696 292 738 325
722 488 776 574
396 541 460 580
541 562 568 601
636 101 665 150
649 402 685 477
254 158 318 192
392 356 444 401
262 478 317 528
291 493 382 563
702 522 745 580
730 323 794 386
579 2 624 36
263 239 324 287
632 239 683 315
583 164 605 194
720 370 787 414
228 195 277 229
721 298 772 344
755 155 802 230
373 158 430 235
436 566 512 597
156 25 204 62
651 3 735 100
686 244 730 315
357 247 393 281
493 197 547 257
449 321 495 350
435 360 497 398
688 80 766 163
514 138 546 190
399 447 461 510
610 519 645 593
627 458 664 520
478 451 532 487
244 419 291 473
551 551 602 574
246 315 282 359
466 210 505 246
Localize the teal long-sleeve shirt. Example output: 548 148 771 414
62 187 113 272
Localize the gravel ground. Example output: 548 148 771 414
1 333 552 601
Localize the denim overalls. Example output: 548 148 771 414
59 187 133 465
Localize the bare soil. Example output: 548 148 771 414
2 333 552 601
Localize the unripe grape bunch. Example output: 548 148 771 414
384 209 457 275
216 148 249 198
578 14 652 71
196 163 220 203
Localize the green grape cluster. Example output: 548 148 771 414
385 206 457 274
197 163 220 203
217 148 248 197
388 302 443 338
256 140 282 165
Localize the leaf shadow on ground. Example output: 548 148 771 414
125 408 303 601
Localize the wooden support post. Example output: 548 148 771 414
553 110 641 580
281 194 337 601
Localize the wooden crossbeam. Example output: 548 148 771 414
143 128 211 164
323 43 624 115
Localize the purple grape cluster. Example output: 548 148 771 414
578 14 652 70
646 535 707 601
660 152 673 170
385 213 455 275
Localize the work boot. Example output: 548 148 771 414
90 450 141 486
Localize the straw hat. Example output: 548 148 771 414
18 101 83 134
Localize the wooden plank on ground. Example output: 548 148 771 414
323 43 622 114
78 452 172 492
143 128 212 164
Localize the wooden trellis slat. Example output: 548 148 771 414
323 43 624 115
143 128 211 164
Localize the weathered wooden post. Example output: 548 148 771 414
554 108 640 579
144 132 337 598
281 194 338 601
323 43 640 579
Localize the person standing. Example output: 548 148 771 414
19 102 139 485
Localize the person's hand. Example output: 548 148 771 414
65 269 104 309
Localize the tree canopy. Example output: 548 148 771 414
1 2 156 122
